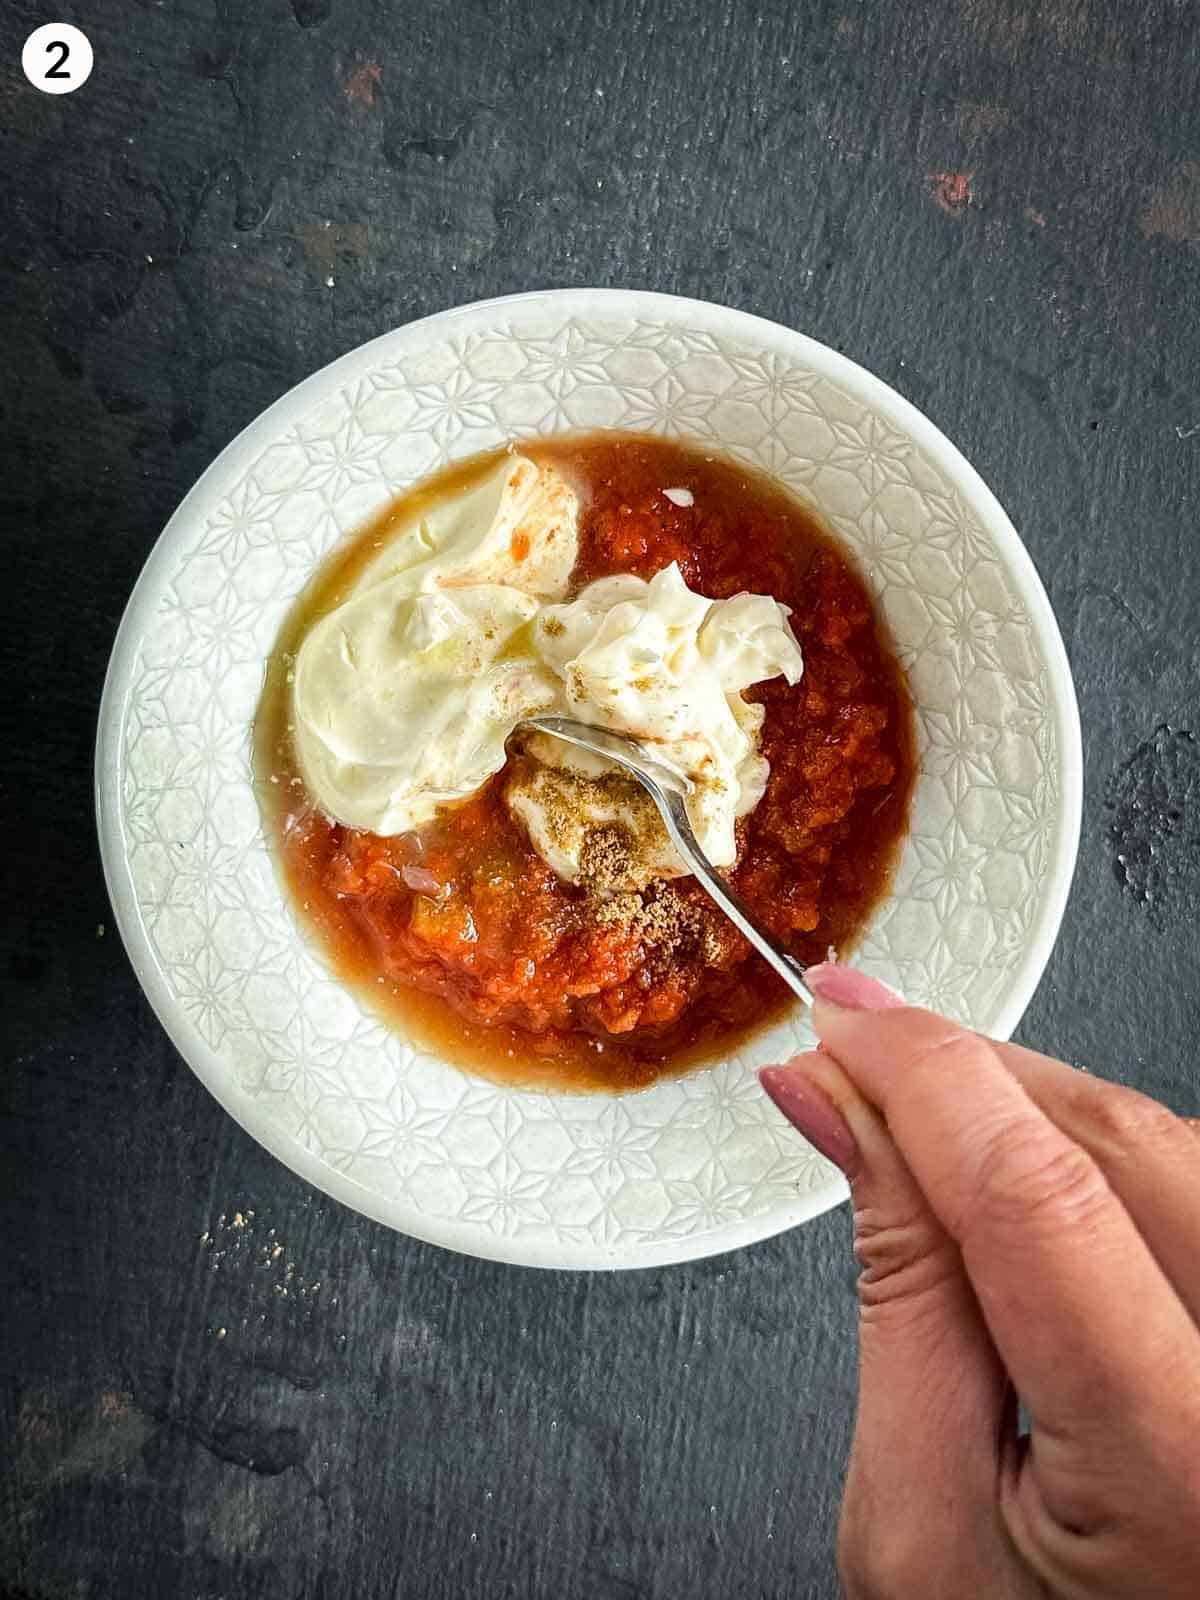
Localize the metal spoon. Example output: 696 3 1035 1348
522 714 815 1007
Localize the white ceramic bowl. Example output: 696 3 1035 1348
96 290 1081 1269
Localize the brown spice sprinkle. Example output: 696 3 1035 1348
594 878 728 973
506 740 733 974
507 753 671 894
578 824 638 894
507 735 733 965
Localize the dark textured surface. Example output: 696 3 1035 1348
3 1 1199 1595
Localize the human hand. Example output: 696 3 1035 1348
759 963 1200 1600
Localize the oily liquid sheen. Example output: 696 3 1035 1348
255 432 915 1094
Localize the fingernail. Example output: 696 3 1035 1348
806 961 904 1012
760 1058 859 1173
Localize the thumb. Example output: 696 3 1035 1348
761 1052 1020 1592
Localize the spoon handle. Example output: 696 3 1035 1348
656 791 815 1007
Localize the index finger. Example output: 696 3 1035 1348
809 979 1200 1441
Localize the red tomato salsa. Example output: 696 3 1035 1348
258 433 914 1092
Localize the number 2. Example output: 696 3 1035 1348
44 40 70 79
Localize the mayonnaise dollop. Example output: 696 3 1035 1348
292 454 574 835
293 582 556 834
508 565 803 879
291 456 804 879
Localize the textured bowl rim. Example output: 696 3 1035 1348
95 288 1083 1270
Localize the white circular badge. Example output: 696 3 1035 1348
22 23 93 95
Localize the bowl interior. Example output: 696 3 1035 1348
98 290 1080 1268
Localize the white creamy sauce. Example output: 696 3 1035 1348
291 454 804 881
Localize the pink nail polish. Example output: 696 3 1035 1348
805 961 904 1012
759 1062 859 1173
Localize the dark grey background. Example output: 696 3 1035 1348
3 1 1199 1595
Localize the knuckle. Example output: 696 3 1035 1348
965 1120 1110 1240
1071 1079 1184 1152
910 1024 994 1083
853 1205 959 1315
869 1024 992 1118
1030 1473 1123 1541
